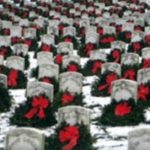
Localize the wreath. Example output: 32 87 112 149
10 94 56 127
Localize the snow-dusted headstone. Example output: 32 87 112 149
122 23 134 32
38 64 59 80
5 128 45 150
142 48 150 59
103 26 116 34
13 44 29 56
0 74 7 87
63 26 76 36
111 41 126 51
47 26 59 36
121 53 139 65
137 68 150 84
26 81 54 101
63 55 80 68
111 79 138 102
57 42 73 54
37 52 53 66
90 50 107 61
6 56 24 71
131 31 143 43
58 106 90 126
2 21 12 29
101 63 121 76
128 128 150 150
59 72 83 94
0 36 11 47
10 26 22 37
86 32 99 44
24 28 36 39
41 34 54 45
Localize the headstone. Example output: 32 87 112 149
101 63 121 76
6 56 24 71
5 127 45 150
26 81 54 101
57 42 73 54
111 41 126 51
47 26 59 36
122 23 134 32
13 44 29 56
90 50 107 62
121 53 139 65
111 79 138 102
38 64 59 80
62 55 80 68
10 26 22 37
0 36 11 47
41 34 54 45
142 48 150 59
37 52 53 66
0 74 7 87
137 68 150 84
24 28 36 39
131 31 143 42
59 72 83 94
128 128 150 150
86 32 99 44
58 106 90 126
63 26 76 36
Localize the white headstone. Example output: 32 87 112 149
142 48 150 59
0 74 7 87
57 42 73 54
13 44 29 56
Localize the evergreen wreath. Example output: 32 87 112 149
10 94 56 128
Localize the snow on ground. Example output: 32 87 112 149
1 52 150 150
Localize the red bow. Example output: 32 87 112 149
132 42 141 52
143 59 150 68
115 102 132 117
97 27 104 35
24 96 49 119
145 35 150 44
42 77 52 84
0 47 7 56
80 28 85 37
125 32 131 40
41 44 52 52
138 85 149 101
67 64 78 72
92 61 102 74
112 49 121 63
98 73 118 93
8 69 18 87
134 26 143 31
85 43 95 56
55 54 63 65
64 37 73 43
59 126 80 150
59 25 65 34
61 92 75 105
123 69 136 80
101 36 115 44
24 39 32 47
3 28 10 35
11 37 22 44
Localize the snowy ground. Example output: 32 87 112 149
1 52 150 150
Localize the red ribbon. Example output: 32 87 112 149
55 54 63 65
92 61 102 74
41 77 52 84
0 47 7 56
123 69 136 80
67 64 78 72
64 37 73 43
8 69 18 87
11 37 22 44
24 96 49 119
145 35 150 44
132 42 141 53
101 36 115 44
97 27 104 35
41 44 52 52
138 85 149 101
112 49 121 63
59 126 80 150
3 28 10 35
24 39 32 47
134 26 143 31
98 73 118 93
59 25 65 34
61 92 75 105
85 43 95 56
125 32 131 40
115 102 132 117
143 58 150 68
